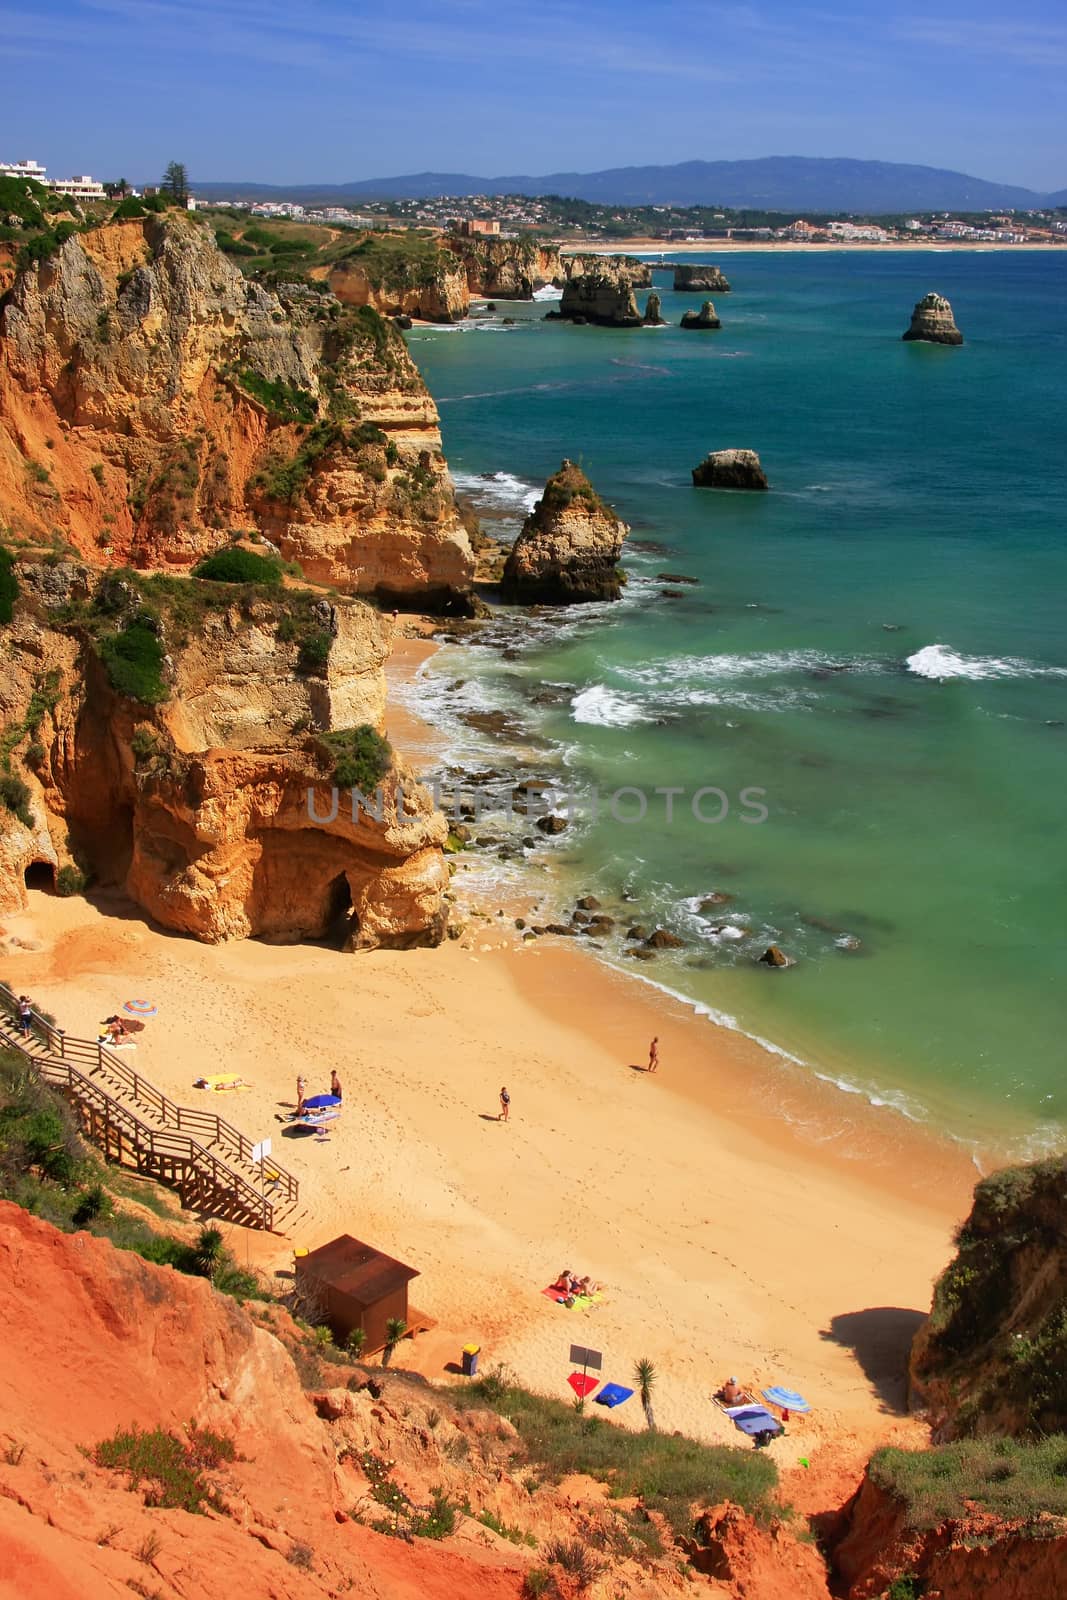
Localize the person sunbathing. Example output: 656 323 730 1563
552 1269 574 1293
576 1276 600 1295
720 1376 744 1404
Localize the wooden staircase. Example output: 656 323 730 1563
0 983 299 1231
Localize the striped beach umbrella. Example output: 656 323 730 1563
123 999 158 1017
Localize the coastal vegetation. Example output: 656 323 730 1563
452 1366 777 1535
192 547 283 585
319 725 393 791
0 1045 262 1301
92 1422 237 1514
869 1435 1067 1528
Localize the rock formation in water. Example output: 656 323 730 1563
902 291 963 345
692 449 769 490
642 292 667 326
673 263 732 292
0 214 473 610
680 300 722 330
500 460 628 603
0 561 448 948
445 234 651 298
552 274 643 327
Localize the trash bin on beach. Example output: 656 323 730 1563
461 1344 480 1377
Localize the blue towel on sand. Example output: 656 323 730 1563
726 1405 781 1437
595 1384 633 1408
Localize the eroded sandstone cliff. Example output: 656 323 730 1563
0 214 473 609
0 561 448 949
445 234 652 298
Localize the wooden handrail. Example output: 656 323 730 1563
0 1025 280 1229
0 981 298 1205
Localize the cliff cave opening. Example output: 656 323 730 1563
23 861 56 893
325 872 357 948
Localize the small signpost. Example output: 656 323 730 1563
252 1137 272 1230
569 1343 603 1403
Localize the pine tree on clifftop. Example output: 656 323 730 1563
160 161 189 205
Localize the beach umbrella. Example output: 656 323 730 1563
763 1385 811 1414
303 1093 341 1110
124 999 158 1017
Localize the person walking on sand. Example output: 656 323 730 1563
296 1074 307 1114
330 1069 342 1101
648 1036 659 1073
499 1086 510 1122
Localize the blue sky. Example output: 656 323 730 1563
2 0 1064 190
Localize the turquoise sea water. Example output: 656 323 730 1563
405 252 1067 1158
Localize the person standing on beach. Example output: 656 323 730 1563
499 1086 510 1122
296 1074 307 1114
648 1037 659 1073
330 1069 342 1101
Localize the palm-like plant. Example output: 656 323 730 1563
346 1327 367 1358
194 1225 225 1279
381 1316 407 1367
634 1357 657 1431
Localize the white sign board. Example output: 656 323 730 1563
252 1138 272 1164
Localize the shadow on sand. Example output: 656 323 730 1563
820 1307 927 1414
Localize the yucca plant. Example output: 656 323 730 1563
381 1316 407 1367
634 1357 657 1432
193 1225 225 1279
346 1326 367 1358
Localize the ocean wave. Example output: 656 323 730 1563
571 685 655 727
906 643 1067 681
451 469 541 515
617 649 876 686
532 284 562 301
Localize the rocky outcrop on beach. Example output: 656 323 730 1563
643 291 667 326
902 291 963 345
500 459 628 603
553 273 643 327
0 563 449 948
327 254 470 323
909 1153 1067 1440
692 448 769 489
680 300 722 330
0 214 473 610
446 234 652 298
673 263 732 292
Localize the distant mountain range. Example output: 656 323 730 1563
193 157 1066 213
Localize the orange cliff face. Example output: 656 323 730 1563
0 214 473 611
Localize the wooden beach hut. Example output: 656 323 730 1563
296 1234 420 1353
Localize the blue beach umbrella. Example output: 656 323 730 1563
763 1385 811 1413
302 1093 341 1110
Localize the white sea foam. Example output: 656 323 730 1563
451 469 540 515
618 649 874 686
570 685 654 727
532 284 563 301
906 643 1067 681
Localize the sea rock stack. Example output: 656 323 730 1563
902 292 963 345
643 291 667 326
501 460 629 604
673 263 731 293
680 300 722 330
553 273 642 327
692 449 769 491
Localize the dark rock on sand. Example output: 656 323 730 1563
576 896 602 911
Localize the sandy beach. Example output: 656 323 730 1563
0 631 982 1489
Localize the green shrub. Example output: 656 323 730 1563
55 865 87 897
231 368 317 424
17 221 79 271
0 545 17 623
296 629 332 677
320 725 392 793
0 773 34 829
111 196 147 220
192 548 283 586
97 617 168 704
92 1425 233 1514
89 463 105 486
